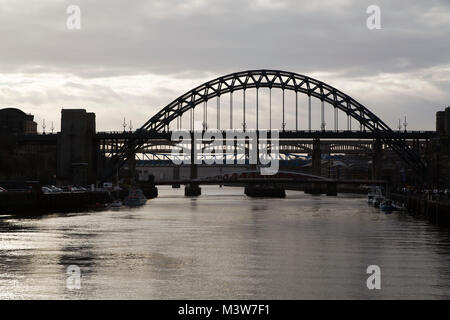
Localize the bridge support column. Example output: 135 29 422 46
372 139 383 180
121 139 137 184
244 183 286 198
172 166 181 188
326 182 338 196
185 183 201 196
190 131 198 180
312 138 322 176
185 131 201 196
139 175 158 199
249 131 259 170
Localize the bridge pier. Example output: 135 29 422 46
326 183 338 196
172 166 181 188
185 131 201 196
244 183 286 198
312 138 322 176
185 183 201 196
139 175 158 199
372 138 383 180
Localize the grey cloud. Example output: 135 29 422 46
0 0 449 131
0 0 449 78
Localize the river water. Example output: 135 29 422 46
1 186 450 299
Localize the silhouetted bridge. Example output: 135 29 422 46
13 69 439 193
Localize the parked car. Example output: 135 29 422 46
41 186 53 193
103 182 113 189
44 185 63 193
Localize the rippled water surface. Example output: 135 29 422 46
1 186 450 299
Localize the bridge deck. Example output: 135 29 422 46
95 130 437 140
147 178 386 186
15 130 436 143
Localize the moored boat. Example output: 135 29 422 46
373 196 384 208
368 186 383 206
380 200 396 212
367 187 382 206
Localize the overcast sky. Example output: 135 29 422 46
1 0 449 131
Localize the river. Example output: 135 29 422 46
1 186 450 299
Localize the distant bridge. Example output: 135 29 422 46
97 69 434 180
149 170 385 186
12 69 439 185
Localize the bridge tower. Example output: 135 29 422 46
57 109 96 186
372 139 383 180
185 131 201 196
172 166 181 188
312 138 322 176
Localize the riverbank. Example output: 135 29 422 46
389 193 450 226
0 191 112 215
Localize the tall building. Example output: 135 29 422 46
57 109 97 185
431 107 450 187
0 108 37 135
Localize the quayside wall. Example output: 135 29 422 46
0 191 111 215
389 193 450 226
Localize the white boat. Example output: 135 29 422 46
368 186 383 206
368 194 375 205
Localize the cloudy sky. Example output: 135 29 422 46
0 0 449 131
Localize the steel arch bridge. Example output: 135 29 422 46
106 69 424 179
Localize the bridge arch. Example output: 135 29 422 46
141 69 388 133
110 69 424 177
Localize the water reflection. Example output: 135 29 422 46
0 186 450 299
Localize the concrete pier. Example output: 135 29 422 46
326 183 338 196
244 184 286 198
140 184 158 199
185 183 201 197
311 138 322 176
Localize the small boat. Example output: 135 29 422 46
373 196 384 208
392 202 406 211
380 200 395 212
367 194 375 205
124 188 147 207
368 186 383 206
